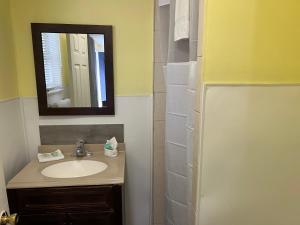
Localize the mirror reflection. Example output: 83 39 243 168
41 33 107 108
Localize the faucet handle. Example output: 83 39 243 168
75 139 86 147
73 139 88 157
76 139 86 144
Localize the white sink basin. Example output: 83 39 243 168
41 160 108 178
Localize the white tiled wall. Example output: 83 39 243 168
166 142 187 176
153 2 169 225
153 1 204 225
166 197 188 225
165 62 199 225
166 114 187 144
153 27 203 225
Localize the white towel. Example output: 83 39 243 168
37 150 64 163
174 0 190 41
56 98 71 107
159 0 170 6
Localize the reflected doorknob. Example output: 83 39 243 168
0 211 18 225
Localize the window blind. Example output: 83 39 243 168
41 33 63 90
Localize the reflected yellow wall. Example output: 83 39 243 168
0 0 18 99
59 33 70 87
10 0 153 96
203 0 300 83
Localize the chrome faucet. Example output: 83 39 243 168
74 139 91 157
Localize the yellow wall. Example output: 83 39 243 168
203 0 300 83
0 0 19 100
10 0 153 96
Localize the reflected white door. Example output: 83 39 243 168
0 160 8 211
68 34 91 107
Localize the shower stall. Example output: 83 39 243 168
153 1 202 225
164 62 198 225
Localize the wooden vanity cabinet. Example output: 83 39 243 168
7 185 122 225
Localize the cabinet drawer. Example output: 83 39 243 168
8 185 115 214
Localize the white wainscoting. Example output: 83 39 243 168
0 98 28 211
0 98 27 182
198 85 300 225
20 96 153 225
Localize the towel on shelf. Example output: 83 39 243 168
174 0 190 41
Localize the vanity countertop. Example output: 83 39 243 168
7 144 125 189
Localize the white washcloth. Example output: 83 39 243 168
37 149 64 163
158 0 170 6
174 0 190 41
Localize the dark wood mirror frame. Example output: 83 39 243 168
31 23 115 116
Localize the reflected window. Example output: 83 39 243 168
41 33 63 90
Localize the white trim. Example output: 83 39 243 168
17 96 37 100
19 95 153 99
147 95 154 225
0 97 19 103
195 83 207 225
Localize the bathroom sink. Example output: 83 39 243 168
41 160 108 178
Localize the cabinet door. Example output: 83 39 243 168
7 185 123 225
8 186 114 214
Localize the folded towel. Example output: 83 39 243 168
37 149 64 163
158 0 170 6
174 0 190 41
56 98 71 107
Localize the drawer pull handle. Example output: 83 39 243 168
0 211 18 225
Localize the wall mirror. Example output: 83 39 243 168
31 23 114 115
